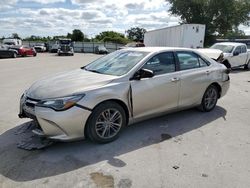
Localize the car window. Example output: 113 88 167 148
234 46 241 54
177 52 200 70
241 45 247 53
199 57 210 67
142 52 176 75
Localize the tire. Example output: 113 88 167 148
12 53 17 58
33 53 37 57
198 85 218 112
244 60 250 70
86 101 126 143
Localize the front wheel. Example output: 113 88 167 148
244 60 250 70
198 85 218 112
12 52 17 58
86 101 126 143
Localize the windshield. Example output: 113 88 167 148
60 40 71 45
84 50 149 76
210 44 234 53
99 46 106 50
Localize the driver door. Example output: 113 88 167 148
130 52 180 119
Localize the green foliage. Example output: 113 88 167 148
95 31 130 44
95 31 124 40
127 27 146 42
24 35 51 42
166 0 250 45
71 29 84 41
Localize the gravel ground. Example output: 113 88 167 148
0 53 249 188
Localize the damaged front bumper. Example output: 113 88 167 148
18 94 91 141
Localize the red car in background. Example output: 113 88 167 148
9 45 37 57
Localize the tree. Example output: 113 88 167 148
12 33 21 39
95 31 130 44
95 31 125 41
126 27 146 42
166 0 250 45
71 29 84 41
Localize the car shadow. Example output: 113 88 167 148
0 106 227 182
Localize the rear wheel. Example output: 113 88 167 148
86 101 126 143
199 85 218 112
244 60 250 70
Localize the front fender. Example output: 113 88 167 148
78 82 131 112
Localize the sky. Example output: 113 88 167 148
0 0 249 38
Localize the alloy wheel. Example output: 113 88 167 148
204 87 217 110
95 108 122 139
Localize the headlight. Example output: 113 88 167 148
37 94 85 111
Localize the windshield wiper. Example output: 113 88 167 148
82 67 102 74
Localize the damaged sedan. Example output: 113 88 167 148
19 47 230 143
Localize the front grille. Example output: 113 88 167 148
61 45 70 52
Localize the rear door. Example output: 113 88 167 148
175 51 212 108
131 52 180 119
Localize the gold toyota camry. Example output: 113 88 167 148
19 47 230 143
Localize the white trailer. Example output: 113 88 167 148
144 24 206 48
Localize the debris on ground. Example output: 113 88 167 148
17 137 53 150
15 121 54 150
202 173 208 178
172 165 179 170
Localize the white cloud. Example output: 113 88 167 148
21 0 66 4
0 0 249 38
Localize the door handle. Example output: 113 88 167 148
171 77 180 82
205 70 210 75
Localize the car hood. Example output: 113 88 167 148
196 48 222 59
26 69 117 100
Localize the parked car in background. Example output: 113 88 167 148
9 45 37 57
119 42 145 49
95 45 108 54
50 41 60 53
34 43 46 52
210 42 250 69
0 45 18 58
3 38 22 46
19 47 230 143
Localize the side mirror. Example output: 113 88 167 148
131 68 154 80
233 51 239 56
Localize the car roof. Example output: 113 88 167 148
121 47 194 53
215 42 246 46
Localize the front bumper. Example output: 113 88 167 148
19 96 91 141
58 51 74 55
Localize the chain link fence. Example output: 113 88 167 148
0 40 124 53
